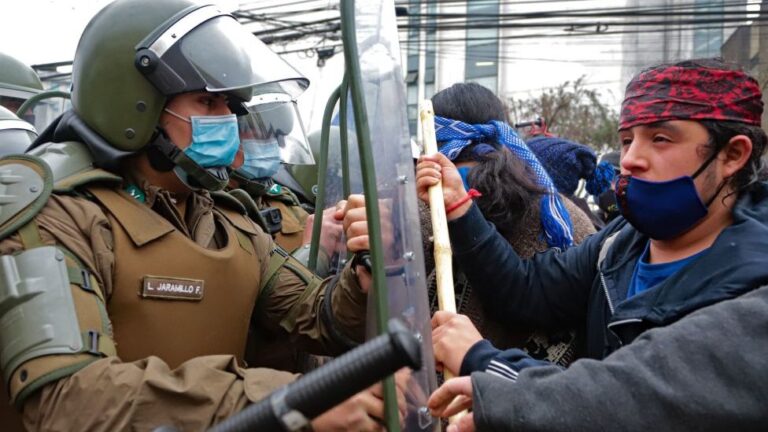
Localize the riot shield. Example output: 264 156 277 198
345 0 438 430
309 1 437 429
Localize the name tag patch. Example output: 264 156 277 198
142 276 204 301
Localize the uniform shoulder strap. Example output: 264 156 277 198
210 189 247 214
225 188 272 234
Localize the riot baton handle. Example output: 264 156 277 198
208 318 422 432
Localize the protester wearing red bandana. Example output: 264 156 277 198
418 58 768 431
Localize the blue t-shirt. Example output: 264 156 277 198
627 243 709 299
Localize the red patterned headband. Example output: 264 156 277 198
619 65 763 130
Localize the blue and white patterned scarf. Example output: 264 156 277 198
434 115 574 250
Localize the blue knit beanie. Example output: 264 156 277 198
527 136 614 196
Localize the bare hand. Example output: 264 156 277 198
334 195 396 293
302 207 344 255
312 369 411 431
416 154 470 220
334 195 394 253
311 390 385 431
432 312 483 376
428 377 476 432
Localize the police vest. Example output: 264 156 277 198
87 187 263 368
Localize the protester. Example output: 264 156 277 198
423 83 595 366
528 135 614 229
429 283 768 432
595 150 622 223
418 58 768 430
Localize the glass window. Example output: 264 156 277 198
467 75 498 93
465 1 499 85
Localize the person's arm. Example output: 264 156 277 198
431 311 556 379
417 153 610 329
256 251 367 356
449 202 610 329
0 195 306 431
21 356 295 431
470 284 768 432
256 195 374 356
461 340 559 380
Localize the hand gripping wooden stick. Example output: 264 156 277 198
419 100 456 315
419 100 467 422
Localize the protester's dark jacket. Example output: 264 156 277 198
454 182 768 376
471 283 768 432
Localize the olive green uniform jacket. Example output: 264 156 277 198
1 182 365 432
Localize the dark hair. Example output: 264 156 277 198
431 82 543 237
432 82 507 124
467 148 545 240
432 82 508 163
699 120 767 196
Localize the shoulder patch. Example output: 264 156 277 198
27 141 122 192
0 155 53 241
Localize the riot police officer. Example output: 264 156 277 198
228 92 312 252
0 52 44 116
0 1 382 430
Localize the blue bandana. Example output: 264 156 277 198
434 115 574 250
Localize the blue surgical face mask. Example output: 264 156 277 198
614 151 723 240
164 108 239 168
457 166 472 191
238 138 282 179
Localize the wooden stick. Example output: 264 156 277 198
419 100 457 315
419 99 467 422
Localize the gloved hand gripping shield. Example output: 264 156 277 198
133 4 310 191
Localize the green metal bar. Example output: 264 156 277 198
16 90 70 117
339 74 351 198
339 74 355 262
308 85 341 272
340 1 399 431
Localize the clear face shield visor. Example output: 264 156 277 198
237 93 314 167
135 5 309 100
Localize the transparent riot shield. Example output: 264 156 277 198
309 1 437 429
349 0 438 429
311 120 363 277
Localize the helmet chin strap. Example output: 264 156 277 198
229 169 273 197
147 127 229 191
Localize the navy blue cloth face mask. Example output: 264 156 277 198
614 150 723 240
457 166 472 191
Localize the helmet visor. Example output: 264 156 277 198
237 94 314 165
139 7 308 99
